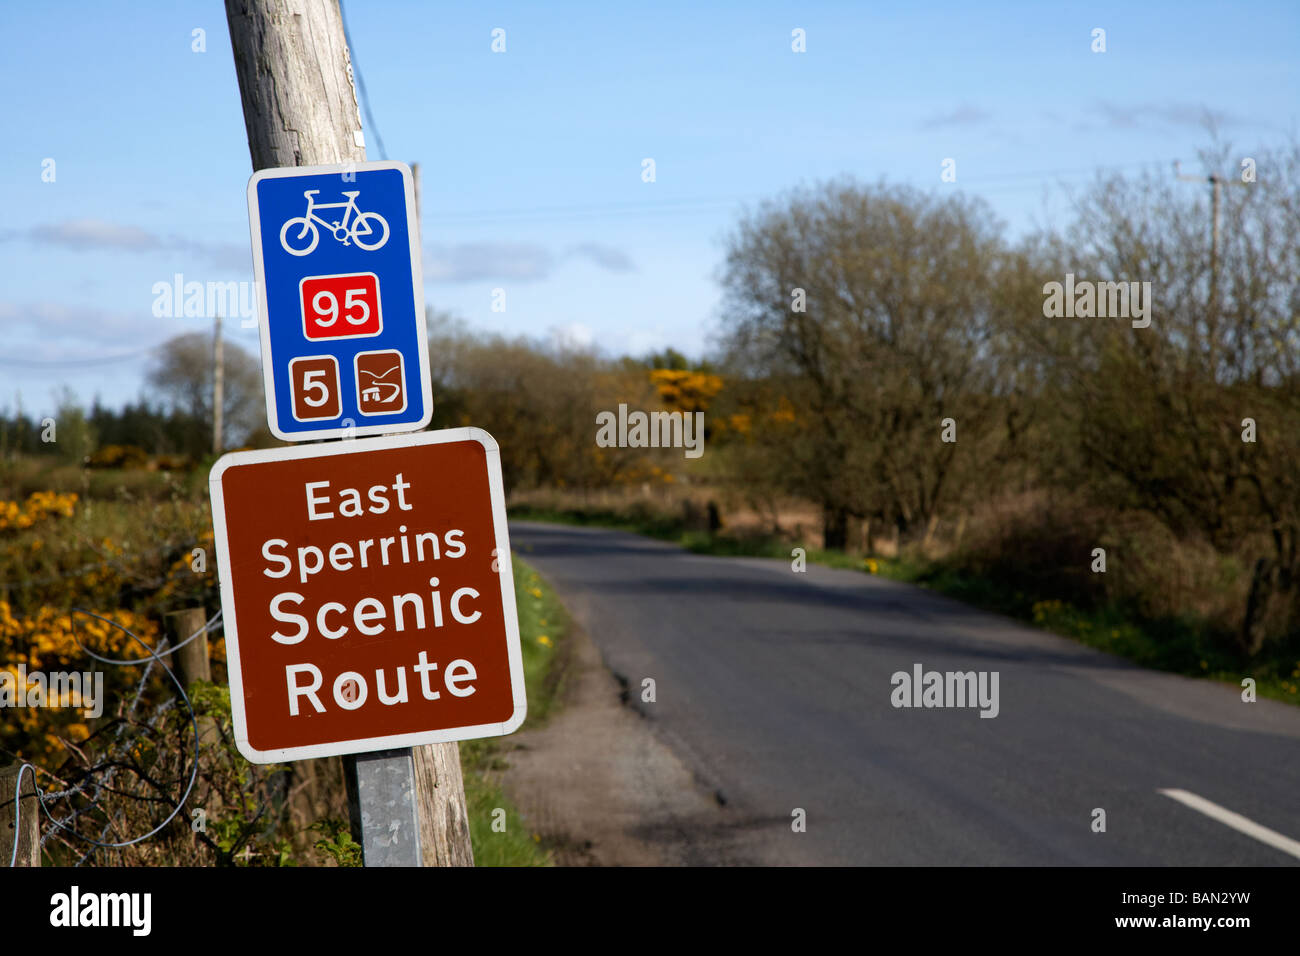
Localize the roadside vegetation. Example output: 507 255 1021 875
4 136 1298 862
0 454 573 865
510 495 1300 707
461 556 572 866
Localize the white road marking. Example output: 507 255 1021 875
1159 788 1300 860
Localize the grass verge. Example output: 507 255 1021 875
509 504 1300 708
458 554 573 866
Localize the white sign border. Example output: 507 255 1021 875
246 160 434 442
209 427 527 764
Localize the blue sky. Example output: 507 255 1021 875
1 0 1295 416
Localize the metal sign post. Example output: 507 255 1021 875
345 748 422 867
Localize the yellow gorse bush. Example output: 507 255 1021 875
155 529 218 602
724 412 752 434
0 601 157 669
769 398 797 425
1 602 157 760
0 491 78 531
648 369 724 413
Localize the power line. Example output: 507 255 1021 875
0 345 164 368
424 158 1175 225
339 0 387 160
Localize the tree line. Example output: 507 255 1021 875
711 141 1300 656
11 139 1297 656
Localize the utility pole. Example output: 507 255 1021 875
212 314 224 455
405 159 474 866
224 0 364 169
1174 161 1224 313
411 161 422 229
1175 161 1247 369
224 0 473 867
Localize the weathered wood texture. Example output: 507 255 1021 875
0 763 40 866
224 0 474 867
412 742 475 867
224 0 367 171
164 607 210 688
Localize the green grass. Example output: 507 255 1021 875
867 562 1300 707
510 502 688 541
0 456 204 503
458 554 573 866
510 503 1300 708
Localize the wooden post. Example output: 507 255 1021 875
213 314 225 455
1 763 40 867
165 607 219 750
164 607 210 688
411 161 422 239
224 0 366 170
923 514 940 552
408 157 474 867
224 0 474 867
412 744 474 867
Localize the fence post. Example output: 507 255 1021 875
165 608 219 753
164 607 210 688
1 763 40 866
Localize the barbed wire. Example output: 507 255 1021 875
7 608 212 867
0 345 166 369
75 610 222 667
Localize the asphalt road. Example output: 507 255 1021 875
509 521 1300 865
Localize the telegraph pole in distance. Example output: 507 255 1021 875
224 0 474 867
212 314 224 455
1174 161 1224 312
1175 160 1248 367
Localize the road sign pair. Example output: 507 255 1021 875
210 162 524 763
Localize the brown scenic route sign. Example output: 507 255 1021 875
209 428 526 764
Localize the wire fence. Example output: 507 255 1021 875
7 609 222 867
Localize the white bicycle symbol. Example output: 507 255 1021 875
279 189 390 256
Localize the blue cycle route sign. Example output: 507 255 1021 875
246 160 432 441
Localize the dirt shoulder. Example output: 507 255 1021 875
491 615 746 866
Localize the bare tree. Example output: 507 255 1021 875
717 179 1024 547
1040 143 1300 653
146 333 263 452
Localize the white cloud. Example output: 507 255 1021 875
424 240 635 283
9 218 248 269
30 218 159 251
1087 101 1242 130
624 325 671 357
566 243 635 272
919 104 993 129
548 322 594 351
424 241 555 282
0 300 206 365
